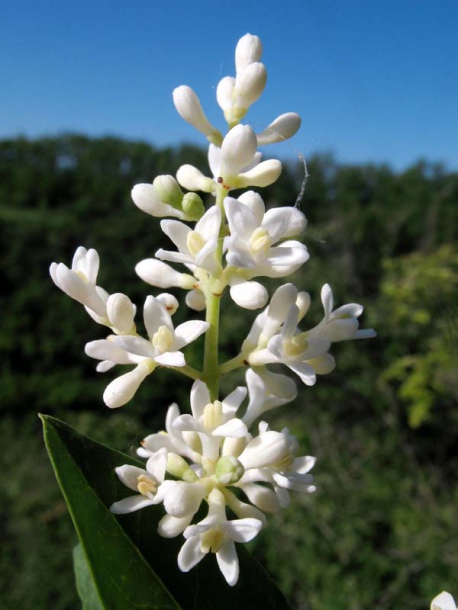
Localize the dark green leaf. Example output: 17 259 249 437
41 414 179 610
73 543 104 610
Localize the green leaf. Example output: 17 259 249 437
73 544 104 610
41 414 179 610
41 414 291 610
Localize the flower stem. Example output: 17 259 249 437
219 354 245 375
177 365 204 381
203 187 226 401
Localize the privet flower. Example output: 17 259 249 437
224 191 308 278
155 205 222 276
111 383 315 585
85 295 209 408
178 489 263 586
244 283 375 386
50 31 377 589
176 126 282 195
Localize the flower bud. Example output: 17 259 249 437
176 164 214 193
236 159 282 189
216 76 235 112
152 175 183 209
230 281 268 310
234 62 267 110
215 456 244 485
106 293 136 333
156 293 179 315
173 85 223 146
220 125 257 178
235 33 263 71
103 362 153 409
257 113 302 146
182 192 205 220
132 183 188 219
185 289 206 311
167 453 198 482
135 259 195 290
296 291 311 321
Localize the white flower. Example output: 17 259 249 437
50 247 106 318
244 282 375 386
220 125 258 179
209 129 282 191
307 284 377 342
110 448 167 514
224 191 308 278
261 302 334 386
50 247 139 334
242 283 298 353
85 295 209 408
177 488 263 586
238 423 297 471
243 367 297 427
155 205 222 276
431 592 457 610
153 479 208 519
138 402 202 463
173 85 222 145
236 422 315 510
173 379 248 462
176 128 282 195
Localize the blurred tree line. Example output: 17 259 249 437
1 134 457 609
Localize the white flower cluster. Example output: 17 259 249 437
50 33 375 585
111 370 315 586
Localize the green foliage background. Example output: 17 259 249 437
1 135 457 609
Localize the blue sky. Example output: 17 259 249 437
1 0 457 171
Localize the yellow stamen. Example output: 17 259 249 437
202 401 223 431
152 325 174 353
200 527 224 553
186 231 205 257
249 227 271 256
137 474 157 495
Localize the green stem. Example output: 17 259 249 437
219 354 245 376
202 187 226 401
176 365 204 381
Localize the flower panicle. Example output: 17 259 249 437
49 32 376 586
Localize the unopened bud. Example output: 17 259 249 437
167 453 198 482
235 34 263 71
257 113 302 146
153 175 183 209
236 159 282 189
182 192 205 220
176 164 214 193
106 293 136 333
215 456 244 485
221 125 257 178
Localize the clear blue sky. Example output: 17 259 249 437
1 0 457 171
